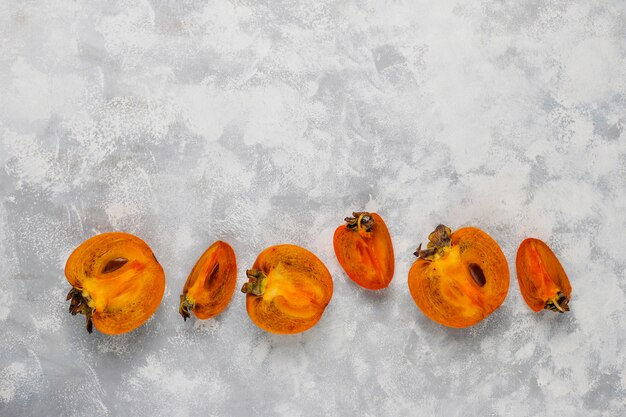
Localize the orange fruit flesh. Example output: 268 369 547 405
263 262 326 319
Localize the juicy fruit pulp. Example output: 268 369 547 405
516 238 572 313
65 232 165 334
333 212 395 290
179 241 237 320
408 225 510 328
241 244 333 334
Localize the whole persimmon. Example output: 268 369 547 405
179 240 237 320
242 244 333 334
333 212 395 290
408 225 509 328
65 232 165 334
516 238 572 313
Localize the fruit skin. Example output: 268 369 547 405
242 244 333 334
408 225 510 328
516 238 572 313
333 212 395 290
179 241 237 320
65 232 165 335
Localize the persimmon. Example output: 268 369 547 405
333 212 395 290
408 225 510 328
65 232 165 335
516 238 572 313
179 241 237 320
241 244 333 334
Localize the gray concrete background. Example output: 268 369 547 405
1 1 625 416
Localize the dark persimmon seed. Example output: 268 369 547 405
468 263 486 287
102 258 128 274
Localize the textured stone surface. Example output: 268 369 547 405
1 1 625 416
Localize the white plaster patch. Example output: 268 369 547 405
3 58 51 122
0 362 27 403
559 38 622 105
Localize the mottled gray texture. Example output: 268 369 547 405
1 1 625 416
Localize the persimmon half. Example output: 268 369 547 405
516 238 572 313
408 225 510 328
241 244 333 334
333 212 395 290
179 240 237 320
65 232 165 334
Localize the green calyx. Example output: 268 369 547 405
241 269 268 296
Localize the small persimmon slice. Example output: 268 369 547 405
179 241 237 320
333 212 395 290
241 244 333 334
516 238 572 313
65 232 165 335
408 225 510 328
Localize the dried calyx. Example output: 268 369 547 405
66 287 94 333
179 295 194 321
241 269 268 296
414 224 452 260
545 291 570 313
344 212 374 233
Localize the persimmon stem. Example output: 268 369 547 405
179 295 194 321
414 224 452 260
66 287 94 334
241 269 268 296
344 212 374 233
545 291 570 313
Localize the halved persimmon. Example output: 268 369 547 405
179 240 237 320
65 232 165 334
408 225 510 328
333 212 395 290
516 238 572 313
241 244 333 334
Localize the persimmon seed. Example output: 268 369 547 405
468 263 486 287
102 258 128 274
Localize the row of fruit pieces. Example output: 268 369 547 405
65 211 572 335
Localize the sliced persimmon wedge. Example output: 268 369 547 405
516 238 572 313
333 212 395 290
179 240 237 320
